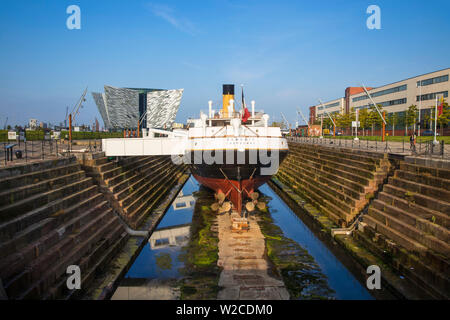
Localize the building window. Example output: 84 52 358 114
416 91 448 101
324 102 340 109
357 97 407 110
352 84 407 102
417 75 449 87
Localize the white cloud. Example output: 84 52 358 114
148 3 197 35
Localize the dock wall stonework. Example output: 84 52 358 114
277 142 449 299
0 153 187 299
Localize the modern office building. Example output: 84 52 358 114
92 86 183 130
310 68 449 127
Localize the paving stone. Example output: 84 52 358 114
217 213 289 300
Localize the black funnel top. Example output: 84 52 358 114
223 84 234 95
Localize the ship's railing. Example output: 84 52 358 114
200 109 266 121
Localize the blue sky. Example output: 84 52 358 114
0 0 449 128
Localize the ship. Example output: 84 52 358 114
185 84 289 215
102 84 289 221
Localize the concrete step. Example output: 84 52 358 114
0 177 94 223
91 156 108 166
0 170 86 206
395 169 450 189
0 163 81 190
0 157 77 180
281 161 360 211
118 160 173 207
93 160 116 173
130 166 187 228
124 164 180 217
290 148 376 180
100 156 151 181
44 224 128 300
279 165 356 216
277 168 349 225
389 176 450 201
355 226 449 298
289 143 386 164
105 157 162 188
277 170 343 226
400 162 450 180
378 191 450 229
16 211 121 299
0 200 109 281
288 150 373 187
5 207 117 299
363 214 428 255
292 146 378 171
383 184 450 216
284 156 367 200
112 157 170 197
370 200 450 255
0 187 100 243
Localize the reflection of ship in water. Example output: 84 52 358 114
171 190 195 211
149 223 191 250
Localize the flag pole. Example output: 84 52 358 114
434 96 438 145
418 81 422 136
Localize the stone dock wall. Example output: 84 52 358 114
276 141 449 299
0 153 187 299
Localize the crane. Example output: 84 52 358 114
68 87 88 142
64 106 69 128
296 108 311 129
280 112 290 130
318 99 337 137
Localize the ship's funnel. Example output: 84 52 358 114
222 84 234 117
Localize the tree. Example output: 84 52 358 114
271 121 285 129
437 99 450 136
406 104 418 134
386 112 399 136
359 108 370 136
368 104 383 136
336 112 353 132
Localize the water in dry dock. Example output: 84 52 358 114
112 177 372 300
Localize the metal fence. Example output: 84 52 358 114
1 139 103 166
287 136 446 159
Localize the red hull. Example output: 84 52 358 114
192 174 270 213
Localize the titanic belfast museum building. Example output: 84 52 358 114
92 85 183 130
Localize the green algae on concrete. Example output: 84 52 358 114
155 252 173 270
254 195 335 300
177 188 221 300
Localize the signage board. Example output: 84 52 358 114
8 131 17 140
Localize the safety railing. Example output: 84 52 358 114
287 136 447 159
